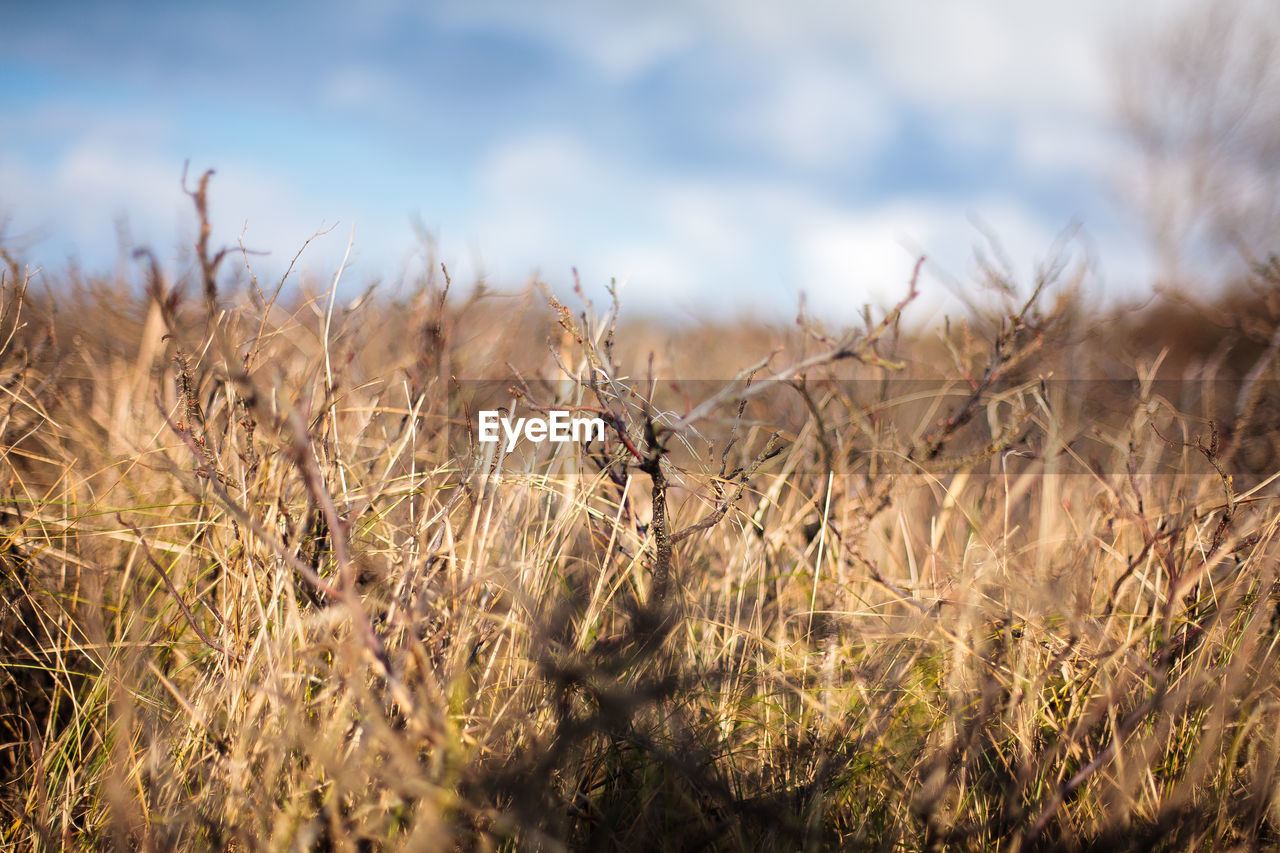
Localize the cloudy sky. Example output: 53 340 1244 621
0 1 1188 322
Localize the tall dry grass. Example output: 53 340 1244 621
2 179 1280 851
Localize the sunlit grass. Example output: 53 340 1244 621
2 190 1280 851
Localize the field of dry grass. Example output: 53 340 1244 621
3 182 1280 851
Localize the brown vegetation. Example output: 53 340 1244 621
2 179 1280 851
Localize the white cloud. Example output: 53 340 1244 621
730 60 896 172
578 13 698 81
458 131 1116 324
1009 117 1121 178
0 123 411 289
2 0 1173 317
431 1 697 83
859 4 1109 117
1 114 1146 326
798 204 947 309
790 195 1085 325
429 0 1158 190
430 0 1121 128
480 132 605 193
320 65 405 115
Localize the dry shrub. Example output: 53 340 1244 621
1 182 1280 852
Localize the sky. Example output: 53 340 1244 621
0 1 1193 323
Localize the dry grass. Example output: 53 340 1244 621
2 182 1280 851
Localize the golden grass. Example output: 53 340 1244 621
2 186 1280 851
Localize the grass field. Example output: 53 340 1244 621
3 181 1280 851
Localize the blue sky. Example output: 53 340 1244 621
0 1 1181 322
